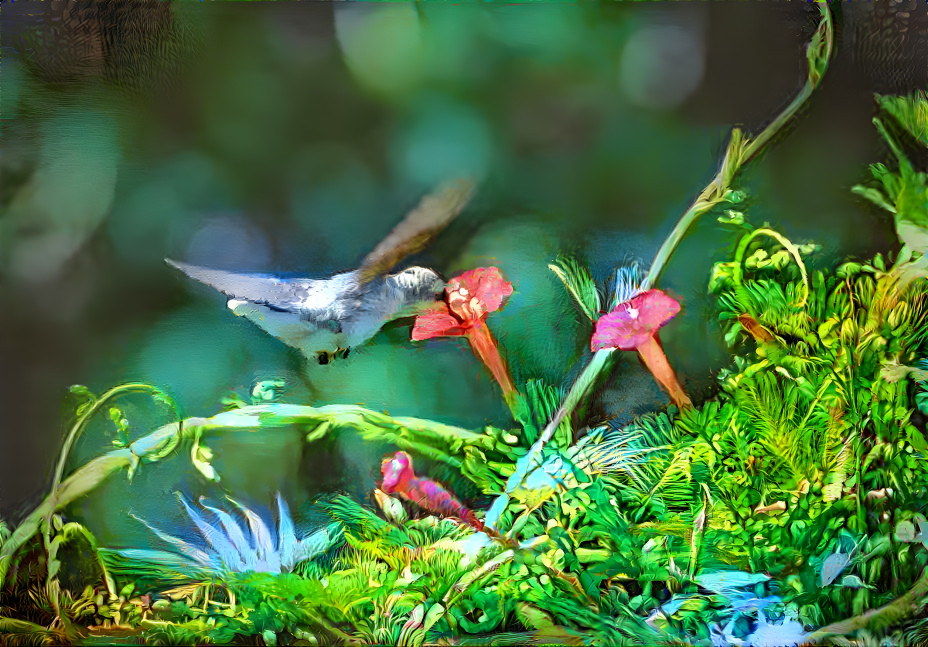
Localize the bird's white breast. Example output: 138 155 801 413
228 299 342 356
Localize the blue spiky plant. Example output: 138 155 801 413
99 493 342 589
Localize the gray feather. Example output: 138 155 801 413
166 259 443 358
356 177 476 284
165 259 358 314
163 178 468 361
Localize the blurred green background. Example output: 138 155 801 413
1 2 924 545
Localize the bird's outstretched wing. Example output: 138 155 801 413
356 177 477 285
164 259 317 313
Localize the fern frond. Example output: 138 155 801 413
570 427 665 477
549 256 602 321
321 495 410 548
877 91 928 149
524 379 571 449
608 262 645 310
0 617 64 646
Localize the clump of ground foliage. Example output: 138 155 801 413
4 14 928 647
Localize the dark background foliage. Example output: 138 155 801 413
0 2 924 545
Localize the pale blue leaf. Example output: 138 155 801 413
483 494 510 532
728 593 781 611
660 595 695 616
129 513 213 567
746 613 808 647
275 493 298 567
198 499 255 570
458 532 494 561
839 575 874 589
917 517 928 548
288 524 341 569
178 496 246 571
821 552 851 586
229 498 279 572
106 548 203 574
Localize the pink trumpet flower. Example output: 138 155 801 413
381 451 484 531
411 267 517 400
592 288 693 410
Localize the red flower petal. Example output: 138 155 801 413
447 267 513 321
591 289 680 351
411 305 469 341
381 451 413 493
591 309 653 351
466 321 517 398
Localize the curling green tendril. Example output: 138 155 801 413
732 227 810 309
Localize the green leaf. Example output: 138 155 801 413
548 256 601 321
917 390 928 416
908 427 928 454
851 185 896 213
69 384 94 398
796 243 820 255
723 189 748 204
0 617 59 639
373 489 407 524
127 452 141 482
191 433 219 483
221 392 249 411
839 574 874 590
805 6 832 86
524 379 570 449
575 547 611 563
708 262 737 294
516 603 555 631
877 91 928 148
252 379 288 404
423 603 445 632
895 520 916 543
718 210 746 226
896 219 928 255
70 384 97 417
880 363 928 383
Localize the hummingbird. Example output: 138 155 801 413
166 178 476 364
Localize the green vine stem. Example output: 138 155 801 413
0 403 496 589
38 383 179 630
484 350 611 531
50 384 180 503
485 3 833 535
641 2 832 292
1 420 184 589
732 227 810 308
44 384 180 561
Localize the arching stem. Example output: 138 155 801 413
732 227 810 308
641 3 832 291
